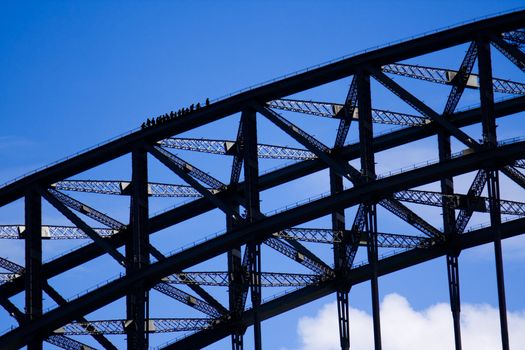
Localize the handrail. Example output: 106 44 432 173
210 7 525 103
1 8 523 195
0 127 140 188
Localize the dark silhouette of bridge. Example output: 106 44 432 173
0 9 524 350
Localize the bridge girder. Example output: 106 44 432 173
0 10 524 350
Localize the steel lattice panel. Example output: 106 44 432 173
0 10 524 350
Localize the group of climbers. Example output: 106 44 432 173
141 98 210 129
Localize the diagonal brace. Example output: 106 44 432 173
149 247 228 315
41 189 126 266
491 34 525 72
255 105 361 181
148 145 242 221
370 67 480 150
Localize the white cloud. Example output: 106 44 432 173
292 293 525 350
297 302 372 350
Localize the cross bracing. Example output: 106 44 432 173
162 272 324 287
0 258 118 350
503 29 525 47
393 189 525 216
0 11 524 350
0 225 117 239
267 99 431 126
0 225 434 250
159 137 317 160
381 62 525 95
52 180 202 197
54 319 213 335
0 273 19 283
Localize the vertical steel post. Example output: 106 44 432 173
331 168 350 350
126 148 150 350
25 189 42 350
336 291 350 350
446 254 461 348
478 37 509 350
365 202 380 350
231 331 244 350
242 108 262 349
229 119 245 350
357 70 382 350
247 240 262 349
440 118 462 350
227 202 244 350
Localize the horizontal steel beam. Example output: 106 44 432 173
54 318 212 335
163 271 322 287
382 62 525 94
268 99 429 126
393 189 525 216
53 180 201 197
164 215 525 349
0 96 523 301
0 10 523 207
1 140 524 349
159 137 316 160
0 225 116 239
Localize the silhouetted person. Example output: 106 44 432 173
152 118 156 126
196 102 201 109
205 98 210 106
190 104 194 112
141 122 146 129
146 118 151 127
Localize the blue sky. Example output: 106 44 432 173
1 1 525 349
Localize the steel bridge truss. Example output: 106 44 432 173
0 10 524 350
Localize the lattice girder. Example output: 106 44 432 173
0 10 524 350
54 318 213 335
382 62 525 95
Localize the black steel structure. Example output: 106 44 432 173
1 10 525 349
